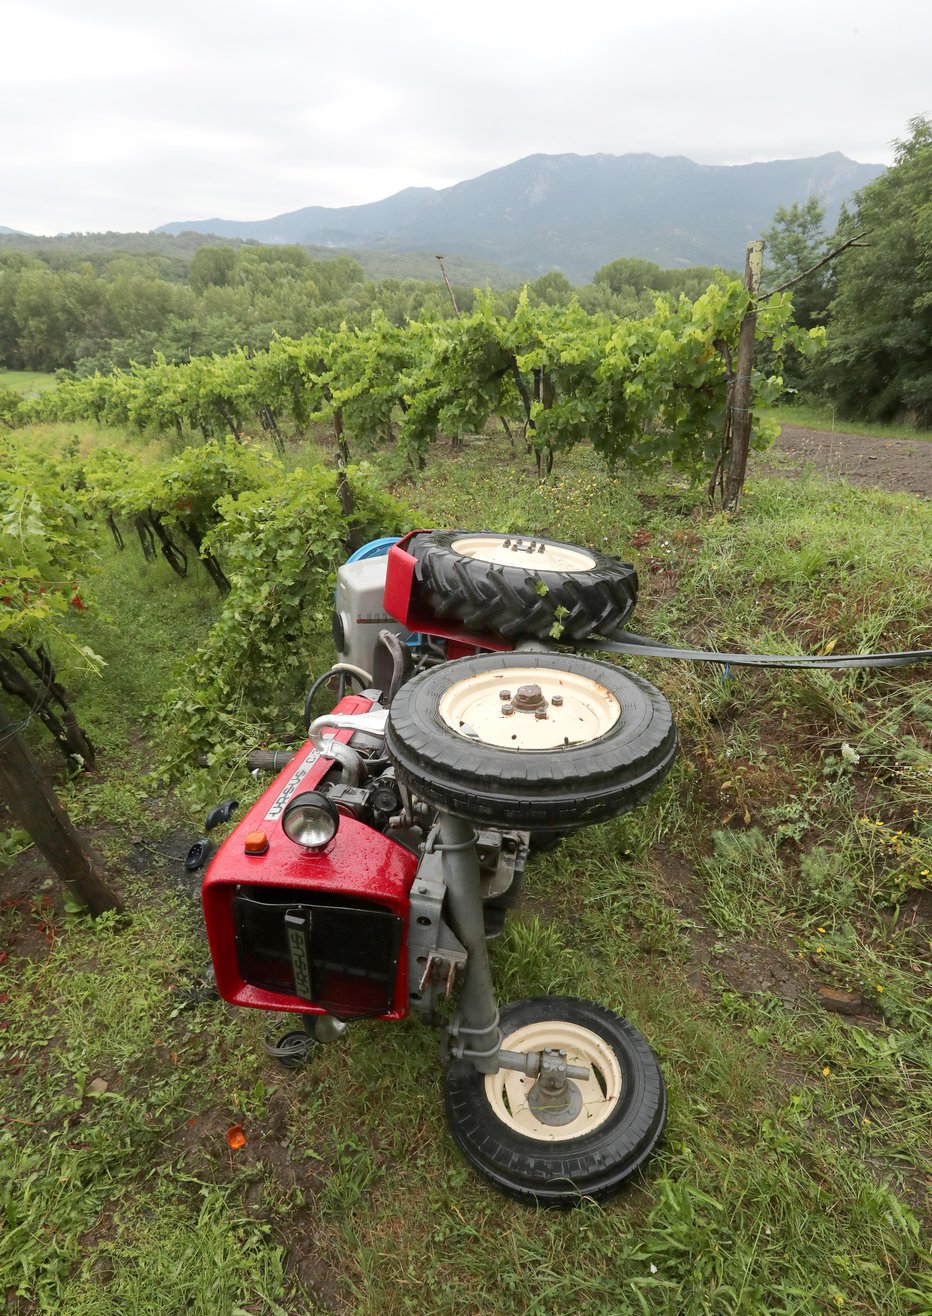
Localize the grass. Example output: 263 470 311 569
764 401 932 442
1 425 931 1314
8 418 159 460
0 368 57 396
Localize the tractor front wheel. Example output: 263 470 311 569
444 996 666 1205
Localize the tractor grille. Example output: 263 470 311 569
233 887 402 1019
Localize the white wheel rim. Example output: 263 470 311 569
451 535 595 572
438 665 620 750
484 1020 623 1141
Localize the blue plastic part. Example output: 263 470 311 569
345 536 400 563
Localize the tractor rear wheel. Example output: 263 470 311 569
408 530 638 643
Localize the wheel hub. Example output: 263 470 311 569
483 1018 624 1141
438 665 621 751
526 1048 585 1126
512 683 546 712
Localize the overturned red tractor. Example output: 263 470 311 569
202 530 681 1204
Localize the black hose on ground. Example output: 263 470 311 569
579 632 932 670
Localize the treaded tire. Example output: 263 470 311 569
408 530 638 642
445 996 666 1205
385 652 676 831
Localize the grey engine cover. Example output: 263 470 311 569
334 555 410 675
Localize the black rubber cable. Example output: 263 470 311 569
303 666 367 731
578 632 932 670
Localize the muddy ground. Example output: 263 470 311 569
765 424 932 498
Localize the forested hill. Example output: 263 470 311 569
157 150 884 280
0 230 522 289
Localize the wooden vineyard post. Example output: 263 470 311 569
0 702 123 916
435 256 461 319
723 240 764 512
332 406 353 520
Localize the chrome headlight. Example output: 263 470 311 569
281 792 339 850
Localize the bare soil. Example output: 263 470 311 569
765 424 932 498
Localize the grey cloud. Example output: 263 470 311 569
3 0 928 233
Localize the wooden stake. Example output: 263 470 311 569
435 256 461 318
0 703 123 916
723 241 764 512
333 407 353 519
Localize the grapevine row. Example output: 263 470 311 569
18 288 823 479
3 281 821 768
1 427 404 768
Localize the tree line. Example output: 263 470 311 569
762 115 932 425
0 233 731 379
3 114 928 427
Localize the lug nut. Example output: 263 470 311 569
514 683 546 711
535 709 548 720
502 703 515 716
499 689 511 701
551 694 564 706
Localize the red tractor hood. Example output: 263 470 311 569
201 693 419 1017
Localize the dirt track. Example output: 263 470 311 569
765 424 932 498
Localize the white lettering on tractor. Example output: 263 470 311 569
264 748 322 821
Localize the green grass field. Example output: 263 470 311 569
0 368 58 396
764 401 932 442
1 425 930 1314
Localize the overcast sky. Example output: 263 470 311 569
3 0 929 235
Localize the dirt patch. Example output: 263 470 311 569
764 425 932 498
0 849 63 964
651 853 808 1002
646 850 893 1034
166 1088 344 1308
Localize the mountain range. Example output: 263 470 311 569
156 150 884 282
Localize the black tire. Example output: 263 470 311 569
408 530 638 642
385 652 676 831
445 996 666 1205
